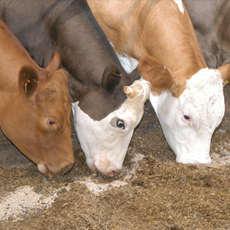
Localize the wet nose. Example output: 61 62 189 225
94 158 122 177
38 160 74 175
58 161 74 174
194 161 211 167
96 164 121 177
177 156 211 166
107 169 121 177
191 158 211 166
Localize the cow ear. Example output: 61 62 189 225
138 55 173 93
101 65 122 93
45 50 61 72
18 65 39 97
218 63 230 81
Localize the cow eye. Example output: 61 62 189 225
184 114 190 120
116 119 125 129
47 120 56 126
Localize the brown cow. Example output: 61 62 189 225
87 0 230 165
0 20 74 174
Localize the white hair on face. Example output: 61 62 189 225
149 67 225 165
71 79 150 175
182 68 224 131
173 0 185 14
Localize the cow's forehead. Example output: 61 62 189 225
182 68 223 103
38 77 69 105
179 68 225 128
187 68 222 87
76 96 142 129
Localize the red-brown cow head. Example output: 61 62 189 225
0 51 74 174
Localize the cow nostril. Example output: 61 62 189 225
63 166 69 174
62 163 73 174
108 169 121 177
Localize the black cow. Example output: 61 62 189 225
184 0 230 68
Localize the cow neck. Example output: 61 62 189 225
87 0 152 58
139 0 207 82
0 21 40 93
88 0 208 81
46 0 127 87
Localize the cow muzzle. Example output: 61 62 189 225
37 160 74 175
176 155 211 166
92 158 121 177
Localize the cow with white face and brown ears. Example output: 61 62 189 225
87 0 230 165
0 0 150 177
73 79 150 176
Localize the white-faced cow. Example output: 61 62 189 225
183 0 230 69
0 20 74 174
0 0 150 176
87 0 230 165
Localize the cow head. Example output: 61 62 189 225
72 65 150 177
139 55 230 165
1 51 74 174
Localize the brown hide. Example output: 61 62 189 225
218 64 230 81
138 55 174 95
0 20 74 174
87 0 212 96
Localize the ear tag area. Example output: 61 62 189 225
223 80 228 87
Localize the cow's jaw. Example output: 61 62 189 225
72 80 150 176
150 68 225 165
